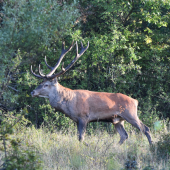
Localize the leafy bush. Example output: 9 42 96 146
0 110 42 170
151 132 170 159
0 0 80 128
3 141 42 170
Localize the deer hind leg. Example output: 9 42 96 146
139 120 152 145
114 121 128 145
125 117 152 145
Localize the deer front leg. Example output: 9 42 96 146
77 118 87 144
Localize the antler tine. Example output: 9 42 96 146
61 62 65 71
76 41 78 55
46 41 89 79
46 41 75 77
45 56 53 70
73 41 89 61
80 41 89 56
30 65 44 79
38 64 46 77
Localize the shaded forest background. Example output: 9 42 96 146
0 0 170 131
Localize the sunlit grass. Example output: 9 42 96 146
9 125 170 170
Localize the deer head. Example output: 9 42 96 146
31 41 89 98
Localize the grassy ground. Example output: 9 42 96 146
4 124 168 170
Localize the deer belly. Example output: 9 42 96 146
88 110 120 122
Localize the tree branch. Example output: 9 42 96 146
123 7 134 25
8 86 19 92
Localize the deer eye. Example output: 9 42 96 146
44 84 48 87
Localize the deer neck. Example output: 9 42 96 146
49 83 75 109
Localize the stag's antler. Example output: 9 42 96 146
31 41 89 79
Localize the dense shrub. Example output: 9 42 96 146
151 132 170 160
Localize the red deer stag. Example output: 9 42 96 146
31 41 152 145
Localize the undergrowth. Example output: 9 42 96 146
1 123 170 170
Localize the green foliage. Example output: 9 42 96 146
1 0 170 145
151 132 170 160
0 0 80 127
1 0 170 169
78 0 170 124
10 126 170 170
0 110 42 169
3 141 42 170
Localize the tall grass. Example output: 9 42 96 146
6 124 169 170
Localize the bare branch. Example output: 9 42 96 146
7 86 19 92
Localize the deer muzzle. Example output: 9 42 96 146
31 90 37 97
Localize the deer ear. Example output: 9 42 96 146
52 77 58 84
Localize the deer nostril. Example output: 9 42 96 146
31 91 35 96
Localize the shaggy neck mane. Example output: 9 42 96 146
57 83 74 102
